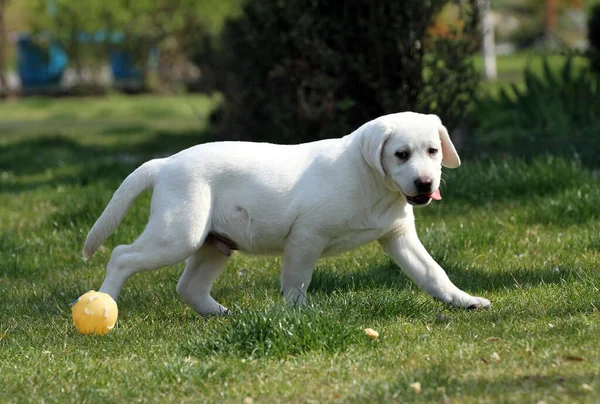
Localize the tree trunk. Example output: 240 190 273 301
545 0 558 47
479 0 496 81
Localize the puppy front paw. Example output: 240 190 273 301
449 294 491 310
465 296 491 309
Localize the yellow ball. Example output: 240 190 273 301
71 291 118 335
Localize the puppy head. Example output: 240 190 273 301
361 112 460 207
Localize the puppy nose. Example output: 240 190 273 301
414 177 433 193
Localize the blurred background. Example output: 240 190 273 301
0 0 599 162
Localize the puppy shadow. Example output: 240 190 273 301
308 258 575 297
441 262 585 293
305 257 597 319
308 261 411 295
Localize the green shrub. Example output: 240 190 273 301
198 0 480 144
471 56 600 166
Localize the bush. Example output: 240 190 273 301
471 57 600 166
198 0 480 144
589 4 600 73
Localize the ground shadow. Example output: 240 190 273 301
356 364 596 401
1 129 215 194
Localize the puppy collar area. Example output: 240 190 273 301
206 232 238 256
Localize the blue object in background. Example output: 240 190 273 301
16 29 152 93
75 29 143 82
16 34 67 88
109 50 141 81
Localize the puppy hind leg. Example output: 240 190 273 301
98 228 201 300
176 244 230 315
99 190 212 301
98 243 136 299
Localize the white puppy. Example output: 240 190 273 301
83 112 490 314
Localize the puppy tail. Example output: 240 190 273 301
83 159 163 259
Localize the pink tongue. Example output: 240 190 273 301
428 189 442 201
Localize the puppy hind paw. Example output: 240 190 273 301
282 290 308 307
191 298 230 316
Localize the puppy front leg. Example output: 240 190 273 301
280 237 324 307
379 229 490 309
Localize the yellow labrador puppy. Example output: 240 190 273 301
84 112 490 314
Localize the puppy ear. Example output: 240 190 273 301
359 120 393 177
429 114 460 168
438 123 461 169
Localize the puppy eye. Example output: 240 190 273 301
395 151 410 160
428 148 438 155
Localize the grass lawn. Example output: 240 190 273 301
1 95 600 403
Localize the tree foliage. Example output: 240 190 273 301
22 0 242 82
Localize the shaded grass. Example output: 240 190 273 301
470 53 600 170
1 95 600 402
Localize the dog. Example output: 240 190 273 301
83 112 490 314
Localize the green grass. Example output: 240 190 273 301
1 95 600 403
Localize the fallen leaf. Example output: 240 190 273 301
410 382 421 394
582 383 593 392
364 328 379 339
491 352 500 361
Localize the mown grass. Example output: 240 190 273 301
1 95 600 403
